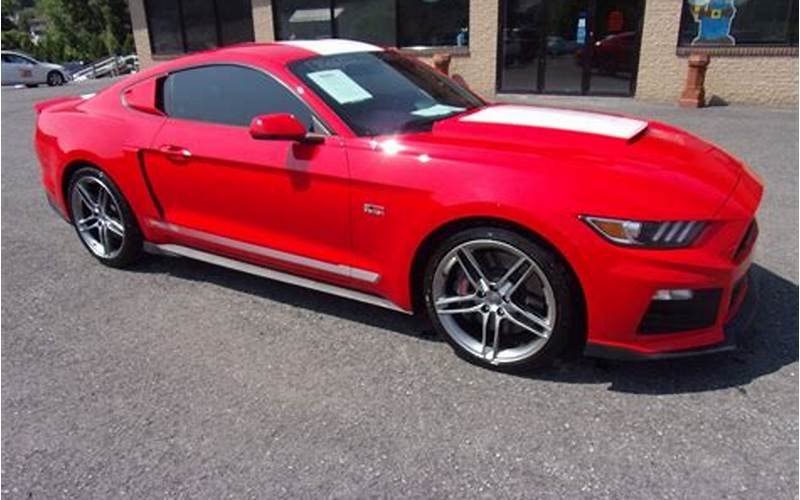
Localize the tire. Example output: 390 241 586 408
47 71 64 86
67 166 143 268
423 226 580 372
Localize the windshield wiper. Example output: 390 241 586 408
400 109 467 132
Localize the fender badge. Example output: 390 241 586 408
363 203 385 217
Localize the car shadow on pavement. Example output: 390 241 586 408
135 257 797 395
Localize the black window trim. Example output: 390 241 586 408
675 0 799 50
119 61 337 137
143 0 255 56
125 62 334 135
271 0 470 50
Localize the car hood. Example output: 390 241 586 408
417 104 745 218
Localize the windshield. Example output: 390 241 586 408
290 51 483 136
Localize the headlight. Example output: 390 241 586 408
581 216 707 248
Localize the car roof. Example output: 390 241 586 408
107 39 384 95
144 39 383 72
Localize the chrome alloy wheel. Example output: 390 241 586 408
69 176 126 259
432 239 557 365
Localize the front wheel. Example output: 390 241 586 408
423 227 581 372
47 71 64 86
67 167 143 268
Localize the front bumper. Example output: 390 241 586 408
584 269 758 361
575 165 762 360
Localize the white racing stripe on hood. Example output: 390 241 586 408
278 39 382 55
461 105 648 140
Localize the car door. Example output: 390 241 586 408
1 54 15 84
1 54 32 84
13 54 39 84
142 64 356 284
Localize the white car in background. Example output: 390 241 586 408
1 51 69 87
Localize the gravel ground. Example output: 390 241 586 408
2 79 798 499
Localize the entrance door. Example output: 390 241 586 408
497 0 644 96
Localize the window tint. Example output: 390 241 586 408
145 0 183 55
274 0 334 40
335 0 396 45
145 0 254 55
182 0 218 52
163 65 313 129
2 54 33 64
273 0 468 47
397 0 469 47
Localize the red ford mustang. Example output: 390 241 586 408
34 39 762 371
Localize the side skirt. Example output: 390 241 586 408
145 243 411 314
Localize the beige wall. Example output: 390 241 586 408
128 0 797 106
636 0 798 106
252 0 275 42
128 0 155 68
410 0 498 99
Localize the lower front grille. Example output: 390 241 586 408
638 289 723 334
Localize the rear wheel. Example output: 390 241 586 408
423 227 580 372
67 167 142 268
47 71 64 86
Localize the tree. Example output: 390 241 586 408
2 0 132 62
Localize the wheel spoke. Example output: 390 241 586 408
98 224 110 254
436 303 483 316
498 256 528 287
97 189 109 216
480 312 490 354
106 218 124 237
504 302 551 338
456 248 490 291
77 215 98 231
500 264 534 298
76 183 96 209
489 312 502 361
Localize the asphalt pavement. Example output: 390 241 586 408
2 79 798 499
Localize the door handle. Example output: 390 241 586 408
159 145 192 162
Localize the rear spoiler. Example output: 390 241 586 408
33 93 94 114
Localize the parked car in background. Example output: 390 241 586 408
578 31 638 75
71 54 139 82
1 51 69 87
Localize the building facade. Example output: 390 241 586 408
128 0 798 106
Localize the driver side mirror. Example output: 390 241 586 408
249 114 323 144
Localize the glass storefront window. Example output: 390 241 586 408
397 0 469 47
498 0 644 96
273 0 468 47
335 0 396 46
144 0 255 56
145 0 183 55
274 0 335 40
677 0 798 47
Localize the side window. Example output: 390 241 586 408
161 65 314 130
3 54 28 64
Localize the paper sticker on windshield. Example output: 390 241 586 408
411 104 465 117
307 69 372 104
